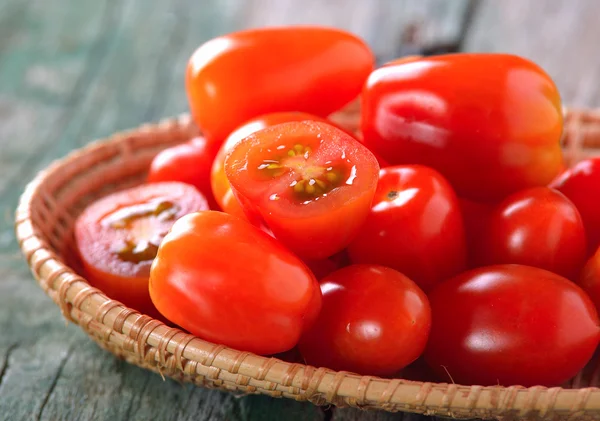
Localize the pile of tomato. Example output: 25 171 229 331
74 26 600 388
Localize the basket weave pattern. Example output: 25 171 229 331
14 110 600 420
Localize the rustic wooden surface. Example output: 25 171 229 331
1 0 599 420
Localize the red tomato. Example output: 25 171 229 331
347 165 466 291
361 54 564 202
299 264 431 376
479 187 586 280
148 137 219 209
579 247 600 315
211 112 337 217
149 211 321 355
458 197 495 268
75 182 208 317
550 158 600 255
225 120 379 260
186 26 374 145
425 265 600 387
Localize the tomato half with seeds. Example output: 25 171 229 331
186 26 374 146
149 211 322 355
225 120 379 260
75 182 208 317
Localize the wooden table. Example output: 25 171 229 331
2 1 600 420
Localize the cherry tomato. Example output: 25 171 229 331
225 120 379 260
579 247 600 316
186 26 374 145
550 158 600 255
347 165 466 291
75 182 208 317
148 137 219 209
361 53 564 202
299 264 431 376
211 112 337 217
479 187 586 280
424 265 600 387
458 197 495 268
149 211 322 355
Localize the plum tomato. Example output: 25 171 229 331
75 182 208 317
149 211 322 355
550 158 600 255
225 120 379 260
298 264 431 376
479 187 586 280
424 265 600 387
361 53 564 202
148 137 219 209
347 165 467 291
579 247 600 316
186 26 374 145
211 112 337 218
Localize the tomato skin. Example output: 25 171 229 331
299 264 431 376
347 165 467 291
225 120 380 260
550 158 600 255
186 26 374 145
479 187 586 280
149 211 322 355
74 182 208 318
579 248 600 315
148 137 219 209
361 53 564 202
425 265 600 387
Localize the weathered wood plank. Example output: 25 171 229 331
332 408 441 421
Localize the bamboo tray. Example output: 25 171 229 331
14 108 600 420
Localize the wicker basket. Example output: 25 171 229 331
14 108 600 421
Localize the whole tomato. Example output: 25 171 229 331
148 137 219 209
347 165 466 291
480 187 586 280
579 247 600 315
187 26 374 145
149 211 322 355
425 265 600 387
458 197 495 268
299 264 431 376
361 54 564 202
550 158 600 255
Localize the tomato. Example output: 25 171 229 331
148 137 219 209
298 264 431 376
186 27 374 146
479 187 586 280
458 197 495 268
550 158 600 255
225 120 379 260
211 112 338 217
361 53 564 202
74 182 208 317
579 247 600 315
149 211 322 355
424 265 600 387
347 165 466 291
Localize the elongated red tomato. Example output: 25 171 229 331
225 120 379 260
187 26 374 145
75 182 208 318
550 158 600 255
348 165 466 291
299 265 431 376
361 54 564 202
480 187 586 280
149 211 322 355
425 265 600 387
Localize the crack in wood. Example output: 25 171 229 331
0 343 19 389
35 344 75 421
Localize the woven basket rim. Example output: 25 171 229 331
14 111 600 419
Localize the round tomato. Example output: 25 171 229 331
186 26 374 146
148 137 219 209
298 264 431 376
361 53 564 202
149 211 322 355
347 165 466 291
425 265 600 387
225 120 379 260
579 247 600 315
75 182 208 317
458 197 495 268
479 187 586 280
550 158 600 255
